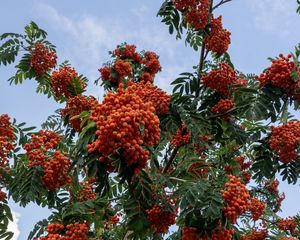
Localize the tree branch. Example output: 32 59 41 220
212 0 233 11
163 146 179 173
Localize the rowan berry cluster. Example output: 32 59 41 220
51 65 86 99
24 130 71 190
46 223 65 234
30 42 57 77
42 151 72 190
269 121 300 164
0 189 7 201
235 78 247 87
99 44 161 85
221 175 250 223
173 0 197 10
0 114 15 171
113 44 142 63
114 59 132 80
248 198 266 221
37 222 90 239
170 123 191 147
241 228 268 240
71 180 96 202
235 156 251 171
277 217 297 233
184 0 211 30
202 62 236 96
258 54 299 93
88 84 160 174
212 227 235 240
182 226 199 240
24 130 61 167
203 227 235 240
211 98 235 119
204 16 231 55
235 155 252 184
127 81 170 115
140 72 154 84
61 95 95 132
143 51 162 75
146 204 176 234
103 212 122 228
266 179 279 193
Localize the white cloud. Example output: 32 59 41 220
8 211 20 240
35 3 195 96
247 0 299 37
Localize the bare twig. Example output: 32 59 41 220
212 0 233 11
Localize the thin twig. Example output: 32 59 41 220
212 0 233 11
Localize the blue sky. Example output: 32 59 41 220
0 0 299 239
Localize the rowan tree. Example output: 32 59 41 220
0 0 300 239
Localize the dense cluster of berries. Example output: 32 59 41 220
99 65 112 82
203 227 235 240
235 78 247 87
0 114 15 171
146 205 176 234
42 151 72 190
127 81 170 115
258 54 299 93
170 123 191 147
184 0 211 30
212 227 235 240
51 65 86 99
235 156 251 171
0 189 7 201
277 217 297 233
265 179 286 213
211 98 235 119
204 16 231 55
235 155 252 184
182 227 199 240
241 228 268 240
24 130 61 167
269 121 300 164
113 44 142 63
173 0 197 10
71 179 96 202
88 84 160 174
266 179 280 193
140 72 154 84
248 198 266 221
24 130 71 190
221 175 250 223
37 222 90 239
143 51 162 75
202 62 236 96
61 95 95 132
99 45 161 86
46 223 65 234
30 42 57 77
114 59 132 80
103 213 122 228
